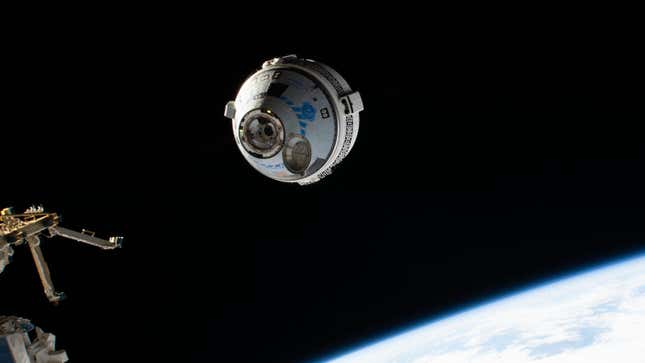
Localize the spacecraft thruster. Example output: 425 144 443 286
0 206 123 304
0 316 68 362
225 55 364 185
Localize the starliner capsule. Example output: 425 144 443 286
224 55 363 185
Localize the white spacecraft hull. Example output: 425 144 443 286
0 316 68 363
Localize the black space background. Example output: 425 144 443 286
2 9 644 363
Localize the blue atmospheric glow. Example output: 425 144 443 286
314 250 645 363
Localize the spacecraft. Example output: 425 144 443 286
225 55 364 185
0 316 68 362
0 206 122 304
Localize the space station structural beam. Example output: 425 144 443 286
49 226 122 250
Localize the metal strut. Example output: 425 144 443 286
26 235 65 304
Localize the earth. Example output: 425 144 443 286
322 253 645 362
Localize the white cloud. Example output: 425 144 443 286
325 253 645 363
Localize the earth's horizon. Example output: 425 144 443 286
320 252 645 362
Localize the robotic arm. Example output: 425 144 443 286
0 207 123 304
32 227 122 304
48 226 123 250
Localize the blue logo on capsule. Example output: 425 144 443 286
281 96 316 136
